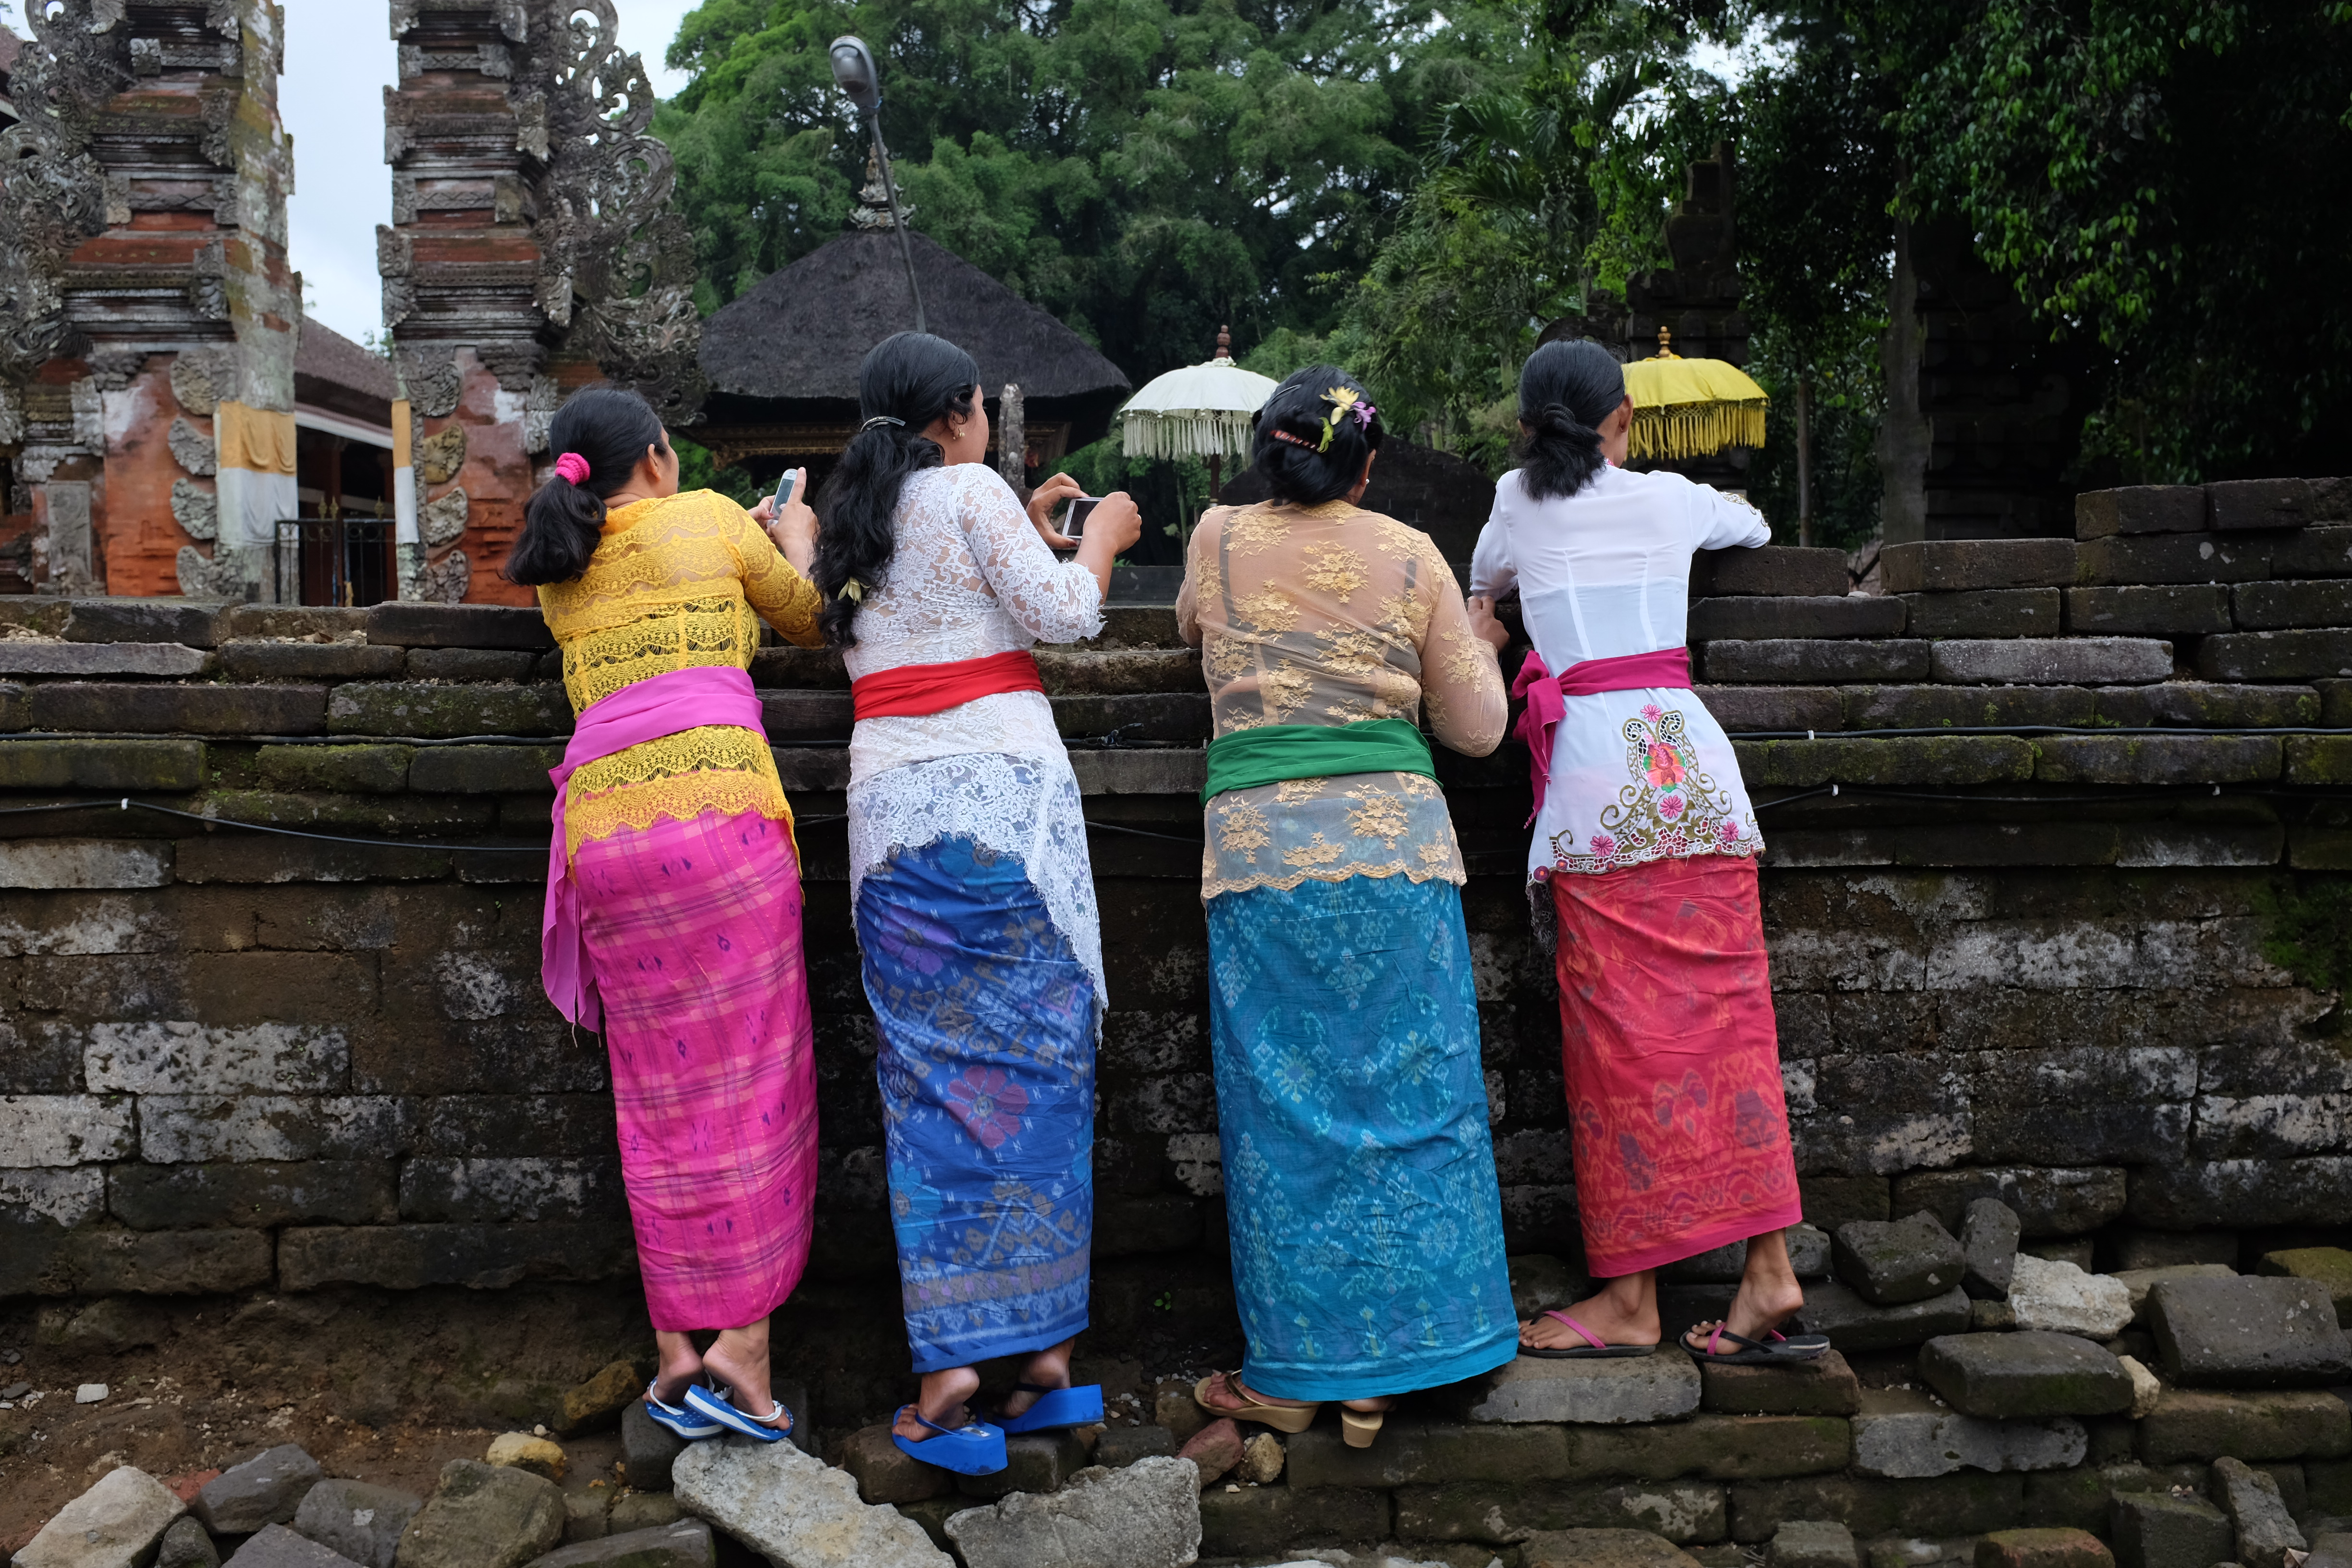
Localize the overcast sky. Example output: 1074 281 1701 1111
278 0 703 346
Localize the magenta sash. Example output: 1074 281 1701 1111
1511 646 1692 826
540 664 768 1028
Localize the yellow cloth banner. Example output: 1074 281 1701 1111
391 399 412 469
214 402 298 476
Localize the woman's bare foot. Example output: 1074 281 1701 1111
1195 1369 1316 1414
996 1338 1077 1422
893 1365 981 1442
1340 1395 1393 1413
1682 1230 1807 1353
1519 1270 1660 1353
650 1329 701 1406
702 1321 788 1427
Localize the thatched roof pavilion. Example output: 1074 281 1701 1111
694 228 1131 484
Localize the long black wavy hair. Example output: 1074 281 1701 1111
504 387 669 586
812 331 981 646
1513 339 1628 502
1248 364 1385 507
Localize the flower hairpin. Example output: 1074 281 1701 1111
1316 386 1375 451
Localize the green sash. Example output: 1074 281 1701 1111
1200 717 1436 804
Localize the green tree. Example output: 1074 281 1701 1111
656 0 1525 383
1900 0 2352 480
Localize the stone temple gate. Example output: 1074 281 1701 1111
0 0 701 609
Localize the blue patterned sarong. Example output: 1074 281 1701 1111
858 835 1096 1372
1207 874 1518 1400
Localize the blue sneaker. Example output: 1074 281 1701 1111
641 1382 724 1441
995 1383 1104 1435
890 1406 1007 1474
683 1382 795 1444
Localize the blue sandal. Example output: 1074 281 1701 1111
642 1382 724 1441
890 1405 1007 1475
683 1381 795 1443
993 1382 1104 1435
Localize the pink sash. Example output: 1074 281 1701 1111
1511 646 1692 826
541 664 767 1028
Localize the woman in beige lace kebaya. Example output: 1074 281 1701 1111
1177 366 1519 1449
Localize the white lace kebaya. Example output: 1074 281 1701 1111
1469 463 1771 883
843 464 1109 1013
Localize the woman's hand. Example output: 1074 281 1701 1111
1467 594 1510 652
1025 472 1087 548
752 471 817 576
1073 491 1143 598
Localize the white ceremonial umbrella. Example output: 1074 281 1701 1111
1118 327 1278 499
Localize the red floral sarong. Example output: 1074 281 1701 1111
1551 854 1802 1277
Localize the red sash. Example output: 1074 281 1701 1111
1511 646 1692 825
851 649 1046 721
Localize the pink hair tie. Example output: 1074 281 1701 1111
553 452 591 485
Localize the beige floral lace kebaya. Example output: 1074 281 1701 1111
1177 499 1507 900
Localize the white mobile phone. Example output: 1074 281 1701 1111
771 467 803 513
1063 497 1102 539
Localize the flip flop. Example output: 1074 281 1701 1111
641 1382 724 1441
1682 1323 1833 1365
891 1405 1008 1475
993 1382 1105 1435
1192 1372 1320 1433
683 1381 795 1443
1519 1310 1660 1360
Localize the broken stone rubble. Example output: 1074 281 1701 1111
943 1455 1201 1568
672 1433 949 1568
293 1479 422 1568
196 1444 324 1534
394 1460 565 1568
2007 1255 2134 1340
13 1465 187 1568
1835 1213 1968 1306
2147 1275 2352 1388
2211 1456 2307 1568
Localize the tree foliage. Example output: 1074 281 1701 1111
656 0 1521 381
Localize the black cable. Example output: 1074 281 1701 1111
1735 725 2352 740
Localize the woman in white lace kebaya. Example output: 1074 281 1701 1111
812 332 1142 1476
1469 338 1818 1369
1180 367 1520 1450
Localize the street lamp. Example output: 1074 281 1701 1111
828 36 927 335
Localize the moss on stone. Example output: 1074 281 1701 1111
2288 736 2352 786
255 744 414 795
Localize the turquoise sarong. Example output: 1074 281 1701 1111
1206 872 1518 1399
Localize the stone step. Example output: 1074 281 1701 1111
759 690 1209 745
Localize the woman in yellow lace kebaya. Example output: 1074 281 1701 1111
511 387 825 1449
1178 366 1519 1450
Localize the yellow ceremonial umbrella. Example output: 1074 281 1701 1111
1620 328 1768 461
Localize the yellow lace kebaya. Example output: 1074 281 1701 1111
536 489 824 859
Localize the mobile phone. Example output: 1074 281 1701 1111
1063 496 1101 539
770 467 803 514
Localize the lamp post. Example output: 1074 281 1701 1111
828 36 926 335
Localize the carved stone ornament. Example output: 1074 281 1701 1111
524 0 706 426
70 378 103 449
401 350 464 418
86 347 148 392
169 417 219 477
418 423 468 486
0 0 120 381
421 485 469 548
412 546 472 604
176 543 241 599
171 478 220 542
0 386 22 448
524 374 562 454
378 225 414 280
171 346 235 416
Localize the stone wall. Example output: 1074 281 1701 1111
1 476 2349 1434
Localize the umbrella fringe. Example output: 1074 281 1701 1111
1121 410 1259 461
1629 400 1768 462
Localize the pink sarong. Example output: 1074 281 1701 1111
574 810 819 1331
1551 854 1802 1277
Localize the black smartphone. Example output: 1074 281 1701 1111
1063 496 1101 539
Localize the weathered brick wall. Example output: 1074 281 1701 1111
2 477 2349 1416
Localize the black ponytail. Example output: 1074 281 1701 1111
1512 339 1627 502
812 331 980 647
504 386 668 586
1247 364 1384 508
